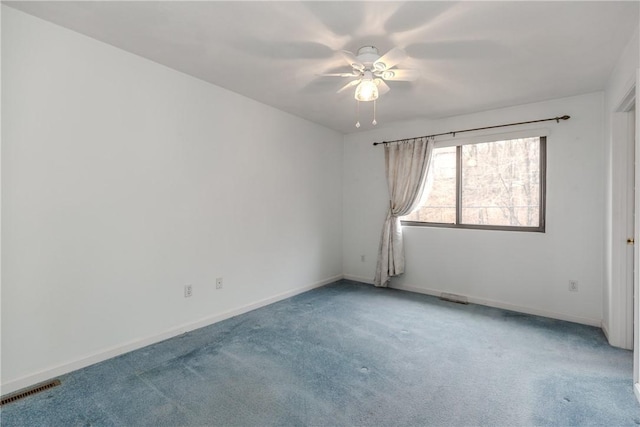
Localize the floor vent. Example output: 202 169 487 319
0 379 61 406
440 292 469 305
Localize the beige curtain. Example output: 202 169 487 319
374 137 434 287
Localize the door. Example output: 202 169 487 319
627 106 635 351
634 73 640 402
626 103 640 401
635 104 640 402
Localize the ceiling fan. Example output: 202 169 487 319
321 45 419 102
320 45 419 127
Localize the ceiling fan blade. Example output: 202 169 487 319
318 73 360 77
340 50 364 71
375 79 390 95
380 69 420 81
373 47 407 71
337 79 361 93
405 41 510 60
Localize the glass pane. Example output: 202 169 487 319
461 137 540 227
402 146 456 223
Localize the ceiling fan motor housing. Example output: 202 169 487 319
356 46 381 68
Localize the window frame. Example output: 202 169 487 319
401 135 547 233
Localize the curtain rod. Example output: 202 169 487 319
372 115 570 146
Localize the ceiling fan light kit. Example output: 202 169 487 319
322 45 418 128
354 71 379 102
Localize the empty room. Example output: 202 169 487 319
2 1 640 425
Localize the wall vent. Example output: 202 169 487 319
440 292 469 305
0 379 61 406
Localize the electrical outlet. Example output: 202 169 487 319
184 284 193 298
568 280 579 292
216 277 223 289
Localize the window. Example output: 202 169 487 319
402 136 546 232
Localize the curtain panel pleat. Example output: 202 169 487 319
374 138 434 287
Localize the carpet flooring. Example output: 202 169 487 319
1 280 638 426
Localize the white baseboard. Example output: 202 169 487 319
635 383 640 404
1 274 342 396
343 274 374 285
391 283 602 327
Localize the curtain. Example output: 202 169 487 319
374 137 434 287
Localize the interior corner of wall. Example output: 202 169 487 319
601 320 610 341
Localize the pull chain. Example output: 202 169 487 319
372 100 377 126
355 100 361 128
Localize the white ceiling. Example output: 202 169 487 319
5 1 639 133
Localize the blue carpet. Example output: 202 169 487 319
2 280 638 426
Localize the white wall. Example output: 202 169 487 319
344 92 605 326
1 6 343 393
603 20 639 348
